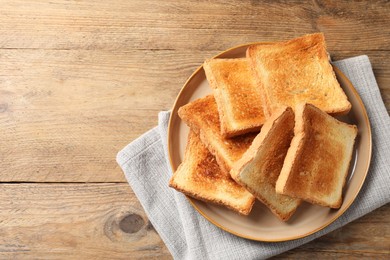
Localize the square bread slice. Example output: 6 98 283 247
169 131 255 215
246 33 351 117
178 95 257 174
276 103 358 208
203 58 266 138
231 106 301 221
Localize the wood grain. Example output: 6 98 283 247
0 50 388 182
0 0 389 258
0 183 171 259
0 1 389 51
0 184 388 259
0 49 216 182
275 204 390 259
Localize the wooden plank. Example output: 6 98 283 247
0 1 388 51
0 49 215 182
0 49 388 182
0 183 388 259
275 204 390 259
0 0 388 258
0 183 171 259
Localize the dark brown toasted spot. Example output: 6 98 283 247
227 132 257 160
183 95 257 163
189 135 246 196
196 152 225 180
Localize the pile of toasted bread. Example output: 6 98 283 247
169 33 358 221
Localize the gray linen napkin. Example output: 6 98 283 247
117 55 390 260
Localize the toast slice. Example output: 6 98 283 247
203 58 266 138
169 131 255 215
178 95 257 174
247 33 351 117
276 103 358 208
231 106 301 221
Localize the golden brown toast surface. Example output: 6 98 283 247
231 107 301 221
203 58 266 137
178 95 257 172
169 131 255 215
276 103 358 208
247 33 351 116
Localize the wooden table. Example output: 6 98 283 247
1 1 389 258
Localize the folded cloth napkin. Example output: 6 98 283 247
117 55 390 260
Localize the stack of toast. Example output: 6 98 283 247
169 33 358 221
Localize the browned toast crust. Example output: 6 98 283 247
178 95 257 173
203 58 266 137
276 103 358 208
169 131 255 215
247 33 351 116
231 107 301 221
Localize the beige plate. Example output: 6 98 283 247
167 43 372 242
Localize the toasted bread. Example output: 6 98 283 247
231 106 301 221
203 58 266 138
276 103 358 208
246 33 351 117
178 95 257 174
169 131 255 215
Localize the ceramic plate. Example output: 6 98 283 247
167 43 372 242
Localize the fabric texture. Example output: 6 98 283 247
116 55 390 260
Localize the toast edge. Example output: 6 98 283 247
246 46 273 118
168 131 255 215
203 60 231 137
246 34 352 116
178 98 233 175
231 106 301 221
275 103 306 196
276 103 359 208
203 59 264 138
169 181 255 215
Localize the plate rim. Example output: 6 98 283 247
167 42 372 242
